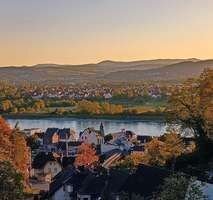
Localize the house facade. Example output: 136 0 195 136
32 152 62 182
79 128 104 146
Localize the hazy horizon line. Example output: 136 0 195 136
1 57 212 68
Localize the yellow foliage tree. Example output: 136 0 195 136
142 130 185 168
142 138 166 166
116 152 144 169
167 69 213 151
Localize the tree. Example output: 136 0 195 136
76 100 101 115
104 134 113 143
0 100 13 112
11 129 30 186
0 116 13 162
33 99 45 111
141 130 185 168
154 173 206 200
75 143 99 168
161 129 185 170
116 152 144 169
0 117 30 188
0 161 24 200
26 134 40 150
199 69 213 138
142 138 167 166
167 69 213 153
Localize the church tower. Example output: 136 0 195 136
100 122 105 136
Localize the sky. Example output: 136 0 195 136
0 0 213 66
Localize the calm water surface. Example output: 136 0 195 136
7 118 167 136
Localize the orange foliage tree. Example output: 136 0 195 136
75 143 99 168
0 117 13 162
0 116 30 187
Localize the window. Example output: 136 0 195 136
66 185 73 193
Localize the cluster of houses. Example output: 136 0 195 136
23 83 165 100
27 123 151 188
24 123 213 200
43 164 172 200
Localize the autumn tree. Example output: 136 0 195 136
11 129 30 186
0 100 13 112
33 99 45 111
199 69 213 137
0 117 30 188
161 129 185 170
116 152 144 170
0 117 13 162
167 69 213 153
75 143 99 168
142 130 185 168
76 100 101 114
142 138 166 166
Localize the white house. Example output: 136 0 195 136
79 128 104 146
32 152 62 182
22 128 42 136
101 143 121 154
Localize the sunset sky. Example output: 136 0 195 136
0 0 213 66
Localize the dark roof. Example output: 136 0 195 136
182 137 195 145
32 152 59 169
132 145 145 152
61 157 75 168
48 166 76 197
58 128 72 140
122 164 170 198
79 169 129 197
83 127 101 135
43 128 59 144
57 141 82 151
78 173 106 196
125 130 135 137
137 135 153 143
48 166 88 197
105 169 129 193
45 128 59 136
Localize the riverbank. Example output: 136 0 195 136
3 112 166 122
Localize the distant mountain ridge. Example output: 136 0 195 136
0 59 212 84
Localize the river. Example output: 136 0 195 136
7 118 167 136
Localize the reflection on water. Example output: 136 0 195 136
7 118 167 136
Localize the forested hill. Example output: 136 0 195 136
0 58 212 84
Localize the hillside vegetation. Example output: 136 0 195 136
0 58 212 84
